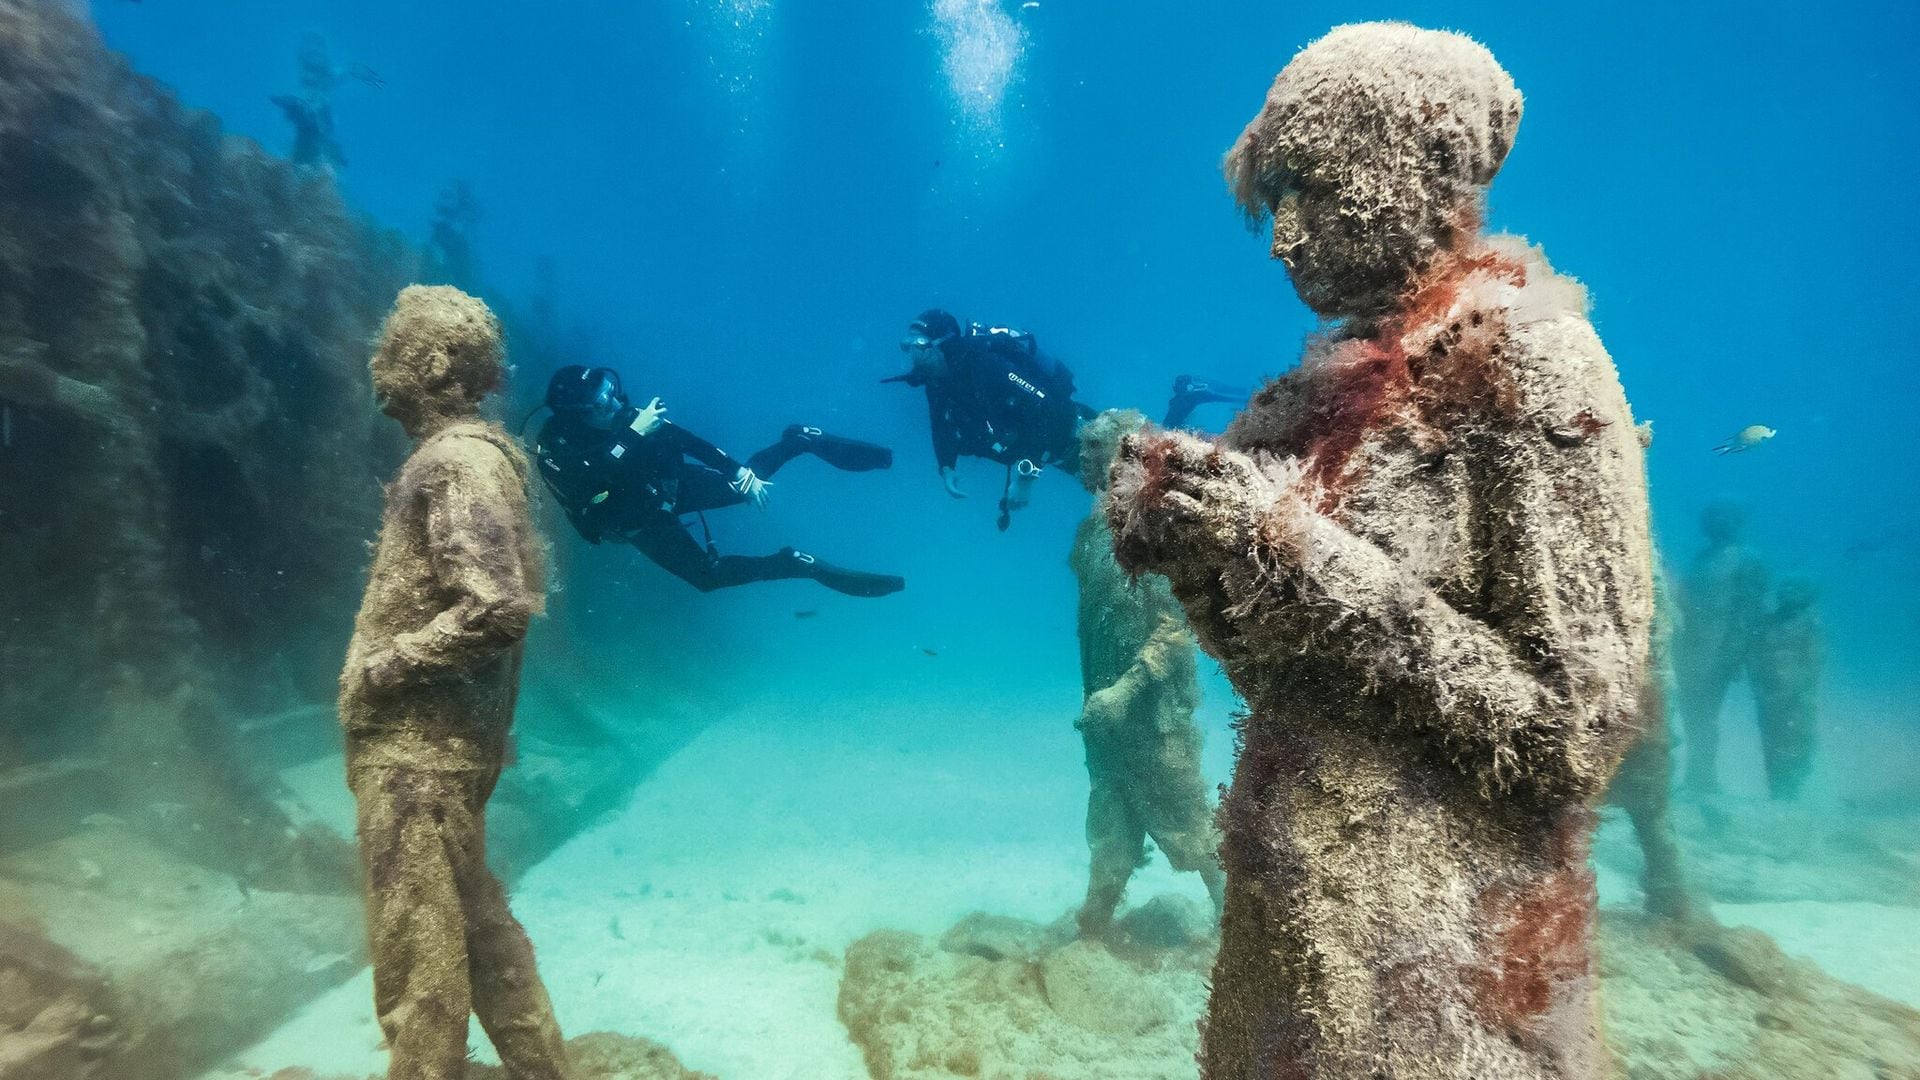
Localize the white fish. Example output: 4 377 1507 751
1713 425 1775 455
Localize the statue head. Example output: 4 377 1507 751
1774 578 1818 617
1699 501 1748 546
1078 408 1150 494
369 285 505 438
1224 22 1522 320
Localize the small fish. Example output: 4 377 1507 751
792 609 819 619
349 63 385 90
1712 425 1775 455
920 646 939 658
608 915 625 940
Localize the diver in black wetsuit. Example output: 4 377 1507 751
884 309 1094 531
533 366 904 597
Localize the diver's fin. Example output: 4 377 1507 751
786 425 893 472
787 548 904 598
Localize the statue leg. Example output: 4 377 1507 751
1079 736 1146 939
457 768 569 1079
350 765 476 1080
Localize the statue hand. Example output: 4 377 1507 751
1108 430 1295 577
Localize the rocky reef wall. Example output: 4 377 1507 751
0 4 696 1075
0 0 412 771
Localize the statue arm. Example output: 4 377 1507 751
381 439 538 680
1109 336 1647 796
1084 611 1190 722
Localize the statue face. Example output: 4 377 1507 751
369 348 412 421
1226 24 1522 321
1268 182 1436 320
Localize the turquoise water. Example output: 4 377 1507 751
90 0 1920 758
2 1 1914 1076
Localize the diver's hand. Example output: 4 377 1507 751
731 467 772 509
940 466 967 499
629 396 667 436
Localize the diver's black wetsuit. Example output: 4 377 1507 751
912 324 1091 477
535 408 901 596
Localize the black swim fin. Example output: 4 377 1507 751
1164 375 1250 428
785 548 905 598
785 425 893 472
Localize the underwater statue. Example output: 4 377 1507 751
1750 579 1821 800
1104 23 1652 1079
270 92 345 170
272 31 347 170
1674 502 1770 794
1069 408 1226 939
339 286 568 1080
1606 562 1701 923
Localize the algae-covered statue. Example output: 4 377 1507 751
339 286 568 1079
1105 23 1652 1079
1674 502 1770 794
1069 409 1225 939
1750 578 1821 800
1607 563 1700 922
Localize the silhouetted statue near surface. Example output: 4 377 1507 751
1106 23 1652 1079
339 286 568 1080
1673 502 1769 794
1069 409 1226 939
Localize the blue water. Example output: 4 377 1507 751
89 3 1920 748
69 0 1920 1071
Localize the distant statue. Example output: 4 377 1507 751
272 33 345 169
1749 579 1821 800
1068 409 1224 939
423 180 483 291
1674 503 1770 794
1606 560 1703 923
1106 23 1651 1078
339 286 568 1080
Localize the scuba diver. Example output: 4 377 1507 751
884 309 1094 530
533 365 905 597
1163 374 1250 429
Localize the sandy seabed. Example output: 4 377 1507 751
206 687 1917 1080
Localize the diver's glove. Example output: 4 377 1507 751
731 466 772 509
940 466 967 500
629 396 667 436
